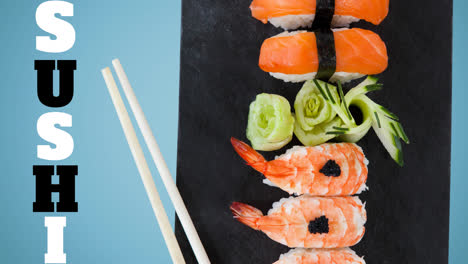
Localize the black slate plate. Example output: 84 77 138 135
175 1 452 263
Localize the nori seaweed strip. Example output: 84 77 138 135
311 0 335 29
315 28 336 82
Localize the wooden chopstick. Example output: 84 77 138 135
111 59 211 264
101 67 186 264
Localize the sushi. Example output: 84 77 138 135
230 195 367 248
231 138 368 196
250 0 389 30
259 28 388 83
274 248 366 264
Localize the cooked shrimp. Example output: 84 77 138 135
231 138 368 196
230 195 366 248
274 248 366 264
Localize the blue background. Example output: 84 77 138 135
0 0 464 263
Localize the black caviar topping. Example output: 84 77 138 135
308 216 329 234
320 160 341 177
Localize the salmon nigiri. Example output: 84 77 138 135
231 195 367 248
259 28 388 83
250 0 389 30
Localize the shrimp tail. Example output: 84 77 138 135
230 202 263 230
231 138 296 178
231 137 267 173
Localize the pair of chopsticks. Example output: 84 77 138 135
101 59 211 264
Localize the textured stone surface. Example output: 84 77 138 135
175 1 452 263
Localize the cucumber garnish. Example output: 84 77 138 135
294 115 342 146
294 80 343 146
246 93 295 151
313 80 355 126
295 80 337 132
246 76 410 166
337 76 409 166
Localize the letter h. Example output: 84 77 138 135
33 165 78 212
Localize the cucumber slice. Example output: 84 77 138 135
372 121 404 166
313 80 355 127
326 76 409 166
357 95 409 166
250 135 294 152
337 96 373 143
344 76 382 103
330 77 378 143
294 80 337 131
294 115 342 146
246 93 295 151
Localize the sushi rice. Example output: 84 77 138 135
269 14 360 30
269 71 364 83
274 248 366 264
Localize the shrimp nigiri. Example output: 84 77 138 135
230 195 367 248
231 138 368 196
259 29 388 83
274 248 366 264
250 0 389 30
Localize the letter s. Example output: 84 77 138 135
36 1 75 53
37 112 74 161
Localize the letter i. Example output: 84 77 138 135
45 217 67 264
